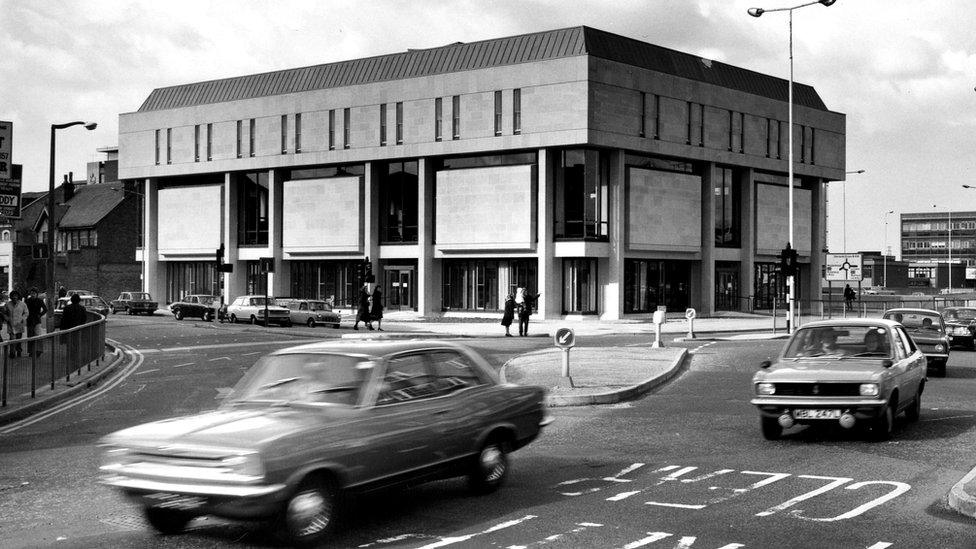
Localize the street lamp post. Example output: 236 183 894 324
933 204 951 293
48 121 97 325
883 210 894 288
843 170 865 253
749 0 836 333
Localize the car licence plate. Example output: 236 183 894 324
793 409 841 420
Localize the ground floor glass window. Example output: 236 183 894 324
290 260 359 308
165 261 217 303
442 259 536 311
562 258 598 314
624 259 691 313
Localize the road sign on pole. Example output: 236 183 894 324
825 253 863 281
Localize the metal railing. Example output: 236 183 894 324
0 311 108 408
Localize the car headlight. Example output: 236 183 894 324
99 445 134 470
859 383 880 397
756 383 775 395
221 453 266 478
935 344 945 352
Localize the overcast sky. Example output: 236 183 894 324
2 0 974 258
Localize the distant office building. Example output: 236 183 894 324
119 26 847 317
901 211 975 290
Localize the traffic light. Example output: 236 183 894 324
215 244 225 265
779 244 799 277
361 256 375 283
787 247 799 276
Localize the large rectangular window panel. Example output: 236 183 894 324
563 259 598 314
165 261 218 304
554 149 609 240
290 260 359 309
245 261 267 296
378 160 419 243
624 259 692 313
441 259 536 311
714 167 740 247
238 172 269 246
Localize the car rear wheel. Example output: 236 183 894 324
871 404 894 441
250 315 258 325
279 476 338 547
468 437 509 494
203 311 212 321
760 416 782 440
229 314 237 324
332 323 340 329
174 309 184 320
306 318 316 328
144 507 194 535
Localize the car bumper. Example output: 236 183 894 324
752 397 888 425
101 475 288 519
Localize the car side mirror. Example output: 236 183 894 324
881 359 893 368
759 360 772 369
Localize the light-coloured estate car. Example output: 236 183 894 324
751 319 926 441
276 298 342 328
98 340 550 546
224 295 292 326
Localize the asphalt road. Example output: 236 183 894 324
1 315 974 548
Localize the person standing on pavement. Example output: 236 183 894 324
4 291 29 357
353 284 373 331
59 293 87 366
25 287 48 357
500 293 515 337
515 287 541 337
370 286 384 331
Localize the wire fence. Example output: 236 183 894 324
0 312 108 408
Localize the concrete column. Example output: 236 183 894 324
537 148 559 319
809 178 825 303
601 150 626 320
417 158 441 316
738 168 755 312
222 172 244 303
268 169 289 296
142 178 166 303
364 162 380 281
699 163 717 315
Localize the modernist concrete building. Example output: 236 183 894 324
118 26 846 318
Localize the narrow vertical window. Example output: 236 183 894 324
281 114 288 154
236 121 242 158
452 95 460 140
738 112 745 153
249 118 255 157
328 110 335 150
799 124 805 163
435 98 443 141
343 108 350 149
810 128 816 165
686 102 693 145
513 88 521 135
395 102 403 144
775 120 782 159
380 104 387 146
154 129 160 165
166 128 172 164
653 94 660 139
194 125 200 162
698 104 705 147
494 90 502 136
765 119 773 158
295 113 302 153
640 92 647 138
206 123 213 161
728 111 735 151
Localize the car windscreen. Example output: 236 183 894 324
132 293 152 300
226 353 372 406
783 326 893 359
884 312 944 334
944 309 976 321
197 296 216 305
249 297 270 306
308 301 331 311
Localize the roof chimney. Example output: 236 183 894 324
63 172 75 201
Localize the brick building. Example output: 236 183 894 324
119 26 847 317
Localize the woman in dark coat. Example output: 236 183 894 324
370 286 384 331
515 287 541 337
500 294 515 336
354 285 373 331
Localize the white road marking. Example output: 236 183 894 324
607 491 641 502
755 475 852 517
241 351 261 356
645 501 707 509
559 463 647 496
865 543 893 549
134 368 159 375
208 356 230 362
414 515 537 549
919 414 976 422
134 338 321 354
172 362 194 368
621 532 672 548
793 481 911 522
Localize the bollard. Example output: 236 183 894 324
685 308 697 339
554 328 575 388
652 310 666 348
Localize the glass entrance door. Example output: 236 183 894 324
715 262 740 311
385 268 414 311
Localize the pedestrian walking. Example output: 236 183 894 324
59 293 87 366
25 287 48 357
844 284 856 308
4 291 29 357
500 293 515 336
353 284 373 331
370 286 384 331
515 287 541 337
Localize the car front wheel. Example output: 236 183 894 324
760 416 782 440
279 476 338 547
174 309 184 320
468 437 509 494
871 404 894 441
144 507 193 535
229 314 237 324
306 318 316 328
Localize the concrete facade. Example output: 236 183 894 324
119 26 846 317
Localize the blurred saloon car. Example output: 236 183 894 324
110 292 159 315
54 294 110 328
941 306 976 349
225 295 291 326
276 298 341 328
169 294 220 321
751 319 926 441
98 340 550 546
882 308 950 376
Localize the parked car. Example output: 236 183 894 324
225 295 292 326
169 294 220 321
98 340 550 545
110 292 159 315
276 298 341 328
941 306 976 349
751 319 926 441
882 307 950 376
53 294 110 328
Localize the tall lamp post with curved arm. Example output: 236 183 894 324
47 121 97 323
748 0 836 333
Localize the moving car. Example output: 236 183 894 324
751 319 926 441
942 306 976 349
276 298 341 328
224 295 291 326
111 292 159 315
98 340 550 546
53 294 110 328
882 308 950 376
169 294 220 321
